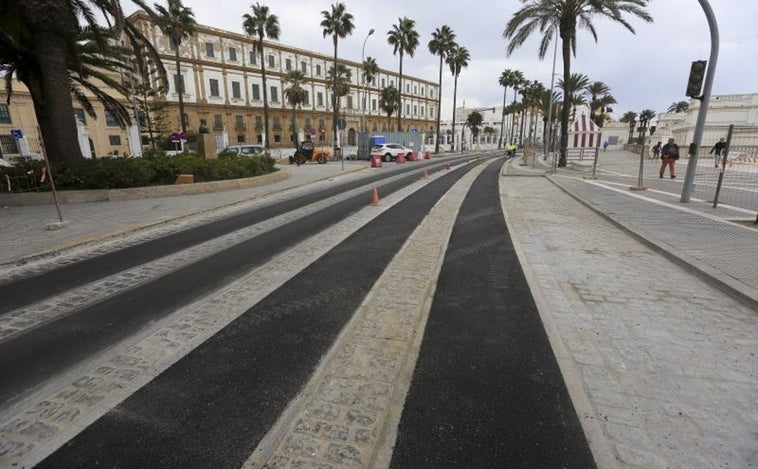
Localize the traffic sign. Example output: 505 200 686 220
11 129 23 139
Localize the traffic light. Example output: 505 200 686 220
686 60 707 98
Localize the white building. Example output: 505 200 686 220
439 104 546 151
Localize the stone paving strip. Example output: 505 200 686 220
242 163 488 469
0 170 419 345
0 167 456 469
501 177 758 469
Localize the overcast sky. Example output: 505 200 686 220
125 0 756 119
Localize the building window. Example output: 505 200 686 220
273 116 282 130
270 86 278 102
372 99 377 111
73 108 86 125
173 74 184 94
249 51 257 65
414 85 417 94
406 83 410 92
285 58 292 71
430 89 434 98
0 104 11 124
303 91 310 106
232 81 241 99
237 135 245 143
317 92 323 107
251 84 260 100
421 87 425 96
209 79 220 97
304 118 311 129
104 110 119 127
213 114 223 130
421 106 425 116
235 115 245 130
255 116 262 129
267 54 275 68
228 47 237 61
0 135 19 153
274 135 281 143
406 104 410 114
347 96 353 109
108 135 122 146
300 61 307 73
381 78 385 87
205 42 214 57
413 105 417 115
316 64 322 76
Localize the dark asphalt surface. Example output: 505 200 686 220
37 162 482 468
390 159 597 468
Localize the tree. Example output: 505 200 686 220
498 69 521 148
465 111 484 146
387 16 420 131
283 70 307 146
667 101 689 113
379 85 400 130
327 64 352 114
153 0 196 143
321 2 354 154
558 73 590 120
243 2 280 151
1 0 165 163
620 111 637 123
586 81 616 126
504 0 653 167
361 56 378 131
428 25 456 153
636 108 655 143
506 70 525 146
446 44 470 152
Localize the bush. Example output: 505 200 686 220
1 154 278 192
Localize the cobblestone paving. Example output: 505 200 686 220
0 170 442 469
242 163 487 469
501 177 758 469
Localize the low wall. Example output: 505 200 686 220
0 169 289 206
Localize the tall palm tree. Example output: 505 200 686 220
283 70 307 146
446 44 470 152
585 81 616 126
620 111 637 123
154 0 196 142
507 71 526 146
538 88 561 150
3 0 164 163
243 3 280 151
636 108 655 144
428 25 456 153
361 56 378 130
387 16 420 131
327 64 352 113
465 110 484 147
667 101 689 113
558 72 590 120
504 0 653 166
498 69 519 148
379 85 401 130
320 2 354 154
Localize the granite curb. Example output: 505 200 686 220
545 175 758 311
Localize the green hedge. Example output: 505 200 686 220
1 152 277 191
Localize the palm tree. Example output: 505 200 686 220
243 3 280 151
283 70 307 146
379 85 401 130
537 88 561 150
667 101 689 113
465 111 484 147
361 56 378 131
446 44 470 152
498 69 520 148
586 81 616 126
504 0 653 166
3 0 164 163
558 73 590 120
620 111 637 123
506 71 526 146
636 108 655 144
428 25 456 153
320 2 354 154
387 16 420 131
327 64 352 113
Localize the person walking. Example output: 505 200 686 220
659 138 679 179
652 141 662 159
709 137 727 168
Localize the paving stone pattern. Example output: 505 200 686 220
502 177 758 469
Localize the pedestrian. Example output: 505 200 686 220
603 140 609 151
652 141 661 159
659 138 679 179
709 137 726 168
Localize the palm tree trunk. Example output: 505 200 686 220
509 90 518 146
397 52 403 131
450 76 458 152
434 55 443 154
331 35 339 155
291 105 297 147
260 40 270 151
174 48 187 141
498 87 507 149
559 36 571 167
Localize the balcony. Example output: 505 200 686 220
235 124 246 131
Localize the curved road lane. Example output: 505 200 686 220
389 158 596 467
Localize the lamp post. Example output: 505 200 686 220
360 28 375 133
628 119 636 147
543 31 559 161
631 116 649 190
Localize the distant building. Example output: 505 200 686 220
439 104 546 151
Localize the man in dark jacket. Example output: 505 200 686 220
659 138 679 179
710 137 727 168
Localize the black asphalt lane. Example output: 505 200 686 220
0 158 464 314
390 160 597 468
36 162 487 468
0 160 486 406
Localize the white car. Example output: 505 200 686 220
221 144 265 156
371 143 413 162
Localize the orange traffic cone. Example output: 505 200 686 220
372 187 379 206
423 169 429 179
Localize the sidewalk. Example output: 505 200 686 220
504 155 758 307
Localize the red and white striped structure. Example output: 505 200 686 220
569 114 601 149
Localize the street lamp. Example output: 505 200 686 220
360 28 375 133
628 120 636 147
631 115 650 190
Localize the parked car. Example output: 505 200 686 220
221 144 264 156
289 140 330 165
371 143 413 162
